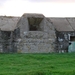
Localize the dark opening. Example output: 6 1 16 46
1 31 17 53
70 36 75 41
28 17 43 31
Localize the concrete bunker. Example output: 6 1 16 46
17 13 56 53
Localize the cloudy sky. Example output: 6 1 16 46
0 0 75 17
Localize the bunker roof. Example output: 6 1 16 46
48 18 75 31
1 14 75 32
0 16 20 31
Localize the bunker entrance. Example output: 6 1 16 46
28 17 43 31
1 31 17 53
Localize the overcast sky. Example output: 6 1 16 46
0 0 75 17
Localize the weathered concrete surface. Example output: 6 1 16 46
0 16 20 31
17 39 55 53
17 13 56 53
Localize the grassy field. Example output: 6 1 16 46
0 53 75 75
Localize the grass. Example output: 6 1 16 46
0 53 75 75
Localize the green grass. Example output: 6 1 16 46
0 53 75 75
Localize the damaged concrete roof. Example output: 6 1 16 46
48 18 75 31
0 16 20 31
